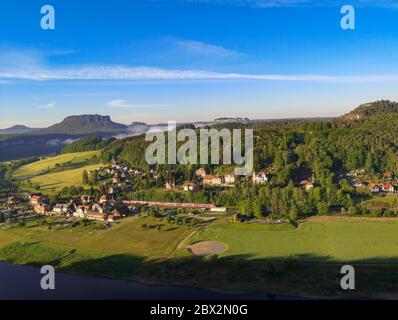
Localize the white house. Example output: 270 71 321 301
351 180 363 187
203 175 223 186
52 204 70 214
73 205 89 218
182 183 198 191
224 174 236 184
252 172 268 184
300 180 314 191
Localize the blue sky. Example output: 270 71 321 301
2 0 398 127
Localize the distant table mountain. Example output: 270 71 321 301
0 125 39 135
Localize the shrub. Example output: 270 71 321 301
17 221 26 227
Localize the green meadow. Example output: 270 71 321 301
13 151 104 192
189 219 398 263
0 216 191 276
0 216 191 259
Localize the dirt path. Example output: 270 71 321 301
176 230 197 249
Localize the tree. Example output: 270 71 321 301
90 171 98 186
316 202 329 216
289 205 299 221
239 200 252 217
4 169 12 182
82 170 89 185
339 179 353 194
365 153 374 174
274 150 284 170
348 205 359 216
252 199 264 218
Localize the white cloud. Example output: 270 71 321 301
45 138 75 146
0 46 77 77
2 65 398 83
107 99 168 108
174 39 243 57
0 46 397 84
37 102 56 109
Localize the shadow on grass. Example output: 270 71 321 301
57 252 398 296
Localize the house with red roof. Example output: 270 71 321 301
369 183 381 193
99 195 108 204
80 195 91 204
86 211 105 221
195 168 206 178
30 194 42 205
382 183 395 193
34 203 51 214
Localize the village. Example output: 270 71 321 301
1 160 398 225
344 169 398 194
0 157 277 224
95 160 272 191
0 161 232 224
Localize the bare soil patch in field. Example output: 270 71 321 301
189 241 226 256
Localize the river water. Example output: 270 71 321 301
0 262 284 300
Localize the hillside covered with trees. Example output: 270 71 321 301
92 101 398 220
61 136 116 154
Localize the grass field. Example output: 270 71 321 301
13 151 104 192
0 216 191 277
0 216 191 258
189 219 398 263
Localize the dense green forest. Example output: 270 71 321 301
0 157 39 194
61 136 116 154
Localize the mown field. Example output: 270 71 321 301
13 151 104 192
0 216 191 258
0 216 191 277
189 219 398 263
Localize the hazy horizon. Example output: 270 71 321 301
0 112 341 130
